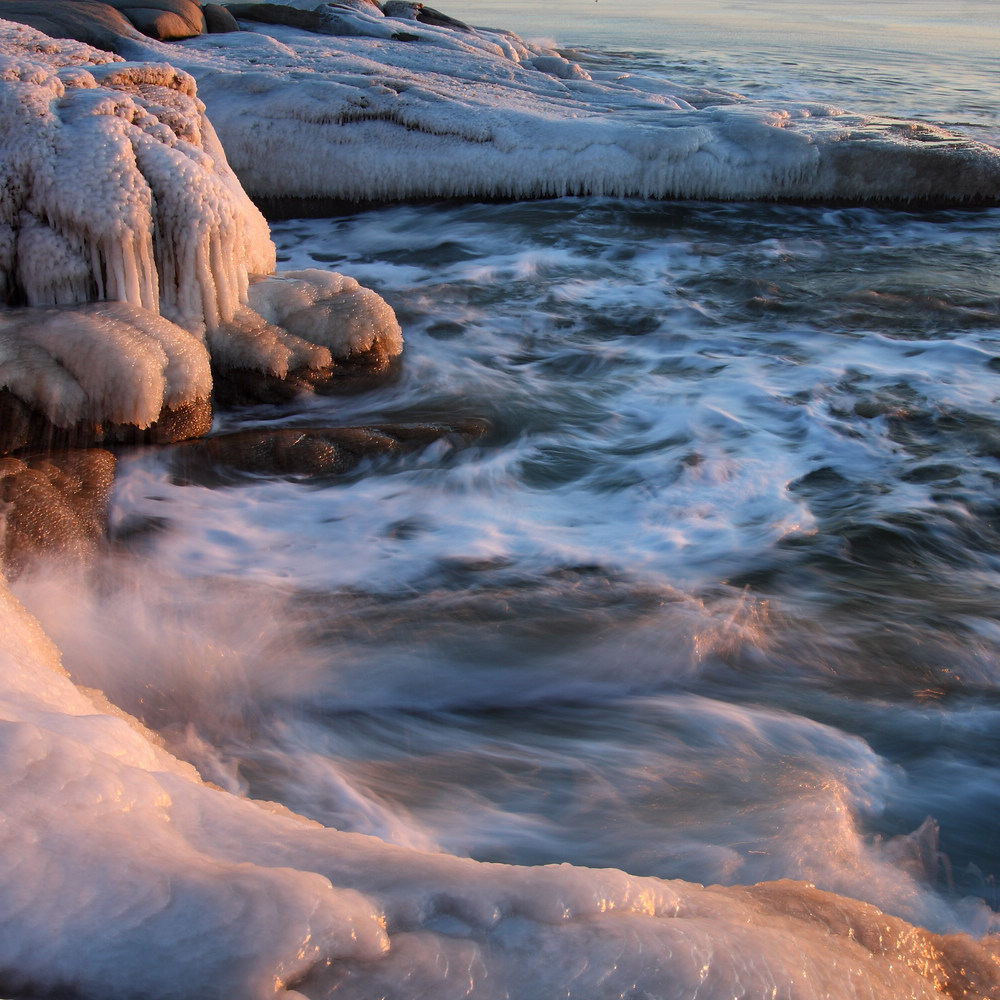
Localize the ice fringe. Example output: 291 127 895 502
0 19 402 438
114 1 1000 206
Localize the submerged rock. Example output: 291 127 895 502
169 419 488 484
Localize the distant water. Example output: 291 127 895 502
456 0 1000 142
19 2 1000 995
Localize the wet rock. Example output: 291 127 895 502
170 419 488 484
0 449 116 575
0 0 207 49
203 1 238 32
224 3 334 33
0 390 212 455
0 0 143 50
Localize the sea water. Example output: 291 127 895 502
12 1 1000 995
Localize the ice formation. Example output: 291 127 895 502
0 567 997 1000
0 18 403 440
112 2 1000 205
0 302 212 429
248 269 403 365
0 21 274 330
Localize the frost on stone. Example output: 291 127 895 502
0 302 213 449
0 26 275 333
138 3 1000 206
208 269 402 379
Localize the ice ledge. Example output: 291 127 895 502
100 3 1000 207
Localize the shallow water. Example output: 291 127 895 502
74 194 998 943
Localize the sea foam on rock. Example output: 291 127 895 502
0 18 402 450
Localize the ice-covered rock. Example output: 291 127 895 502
0 302 213 450
0 21 269 336
114 3 1000 206
247 269 402 368
0 19 402 449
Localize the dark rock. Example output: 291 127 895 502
203 1 238 32
0 0 207 48
0 449 117 576
170 419 489 484
382 1 471 30
211 348 403 408
0 389 212 455
0 0 143 49
224 3 333 32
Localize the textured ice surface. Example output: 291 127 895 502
0 302 211 427
0 565 997 1000
0 20 274 331
115 5 1000 204
0 19 401 430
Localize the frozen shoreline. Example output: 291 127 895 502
2 5 1000 998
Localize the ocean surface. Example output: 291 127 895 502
12 1 1000 996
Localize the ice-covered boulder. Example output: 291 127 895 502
0 19 403 450
0 302 214 451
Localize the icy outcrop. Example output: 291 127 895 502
0 303 212 429
247 269 403 367
117 3 1000 205
0 22 274 331
0 19 403 447
0 567 998 999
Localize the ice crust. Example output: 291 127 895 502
0 21 274 329
0 302 212 427
112 3 1000 205
1 571 998 999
